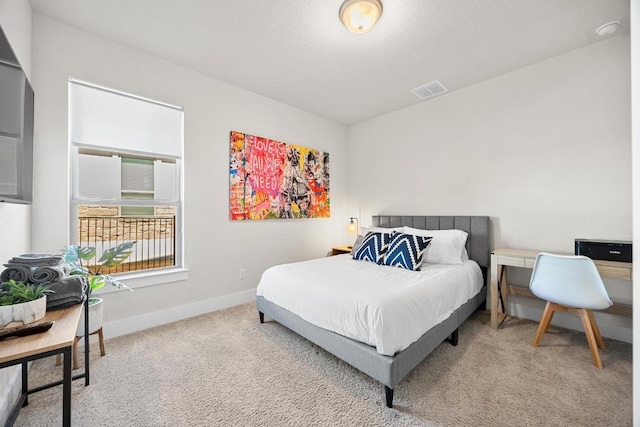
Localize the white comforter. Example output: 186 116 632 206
256 255 483 356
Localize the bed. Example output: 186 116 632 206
256 215 490 408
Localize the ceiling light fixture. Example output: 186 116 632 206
339 0 383 34
595 20 620 37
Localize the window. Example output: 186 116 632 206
69 79 184 284
121 157 154 198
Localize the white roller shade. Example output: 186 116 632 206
154 160 177 201
70 81 183 159
77 153 121 199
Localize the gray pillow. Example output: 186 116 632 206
350 234 365 255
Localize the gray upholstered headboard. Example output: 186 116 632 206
371 215 491 270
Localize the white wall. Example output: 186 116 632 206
348 35 632 340
0 0 31 80
31 14 348 332
0 203 30 424
0 1 32 424
631 0 639 424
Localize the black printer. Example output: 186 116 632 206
574 239 632 263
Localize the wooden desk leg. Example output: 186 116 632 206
63 346 72 426
499 265 508 321
490 254 507 329
490 254 499 328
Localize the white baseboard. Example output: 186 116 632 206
102 288 257 339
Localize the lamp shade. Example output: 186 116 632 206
347 217 359 235
339 0 383 34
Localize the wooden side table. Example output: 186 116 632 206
0 299 90 426
331 246 352 256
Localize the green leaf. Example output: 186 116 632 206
98 241 136 267
88 275 106 292
68 264 90 275
0 280 52 305
62 245 96 263
76 246 97 261
101 274 133 291
62 245 79 264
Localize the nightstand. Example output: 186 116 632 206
331 245 352 256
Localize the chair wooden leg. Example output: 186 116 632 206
586 309 606 350
577 308 603 369
97 327 106 356
59 336 82 369
532 301 556 347
540 303 565 334
73 336 81 370
57 329 106 369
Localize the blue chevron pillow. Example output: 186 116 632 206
383 232 432 271
353 232 391 264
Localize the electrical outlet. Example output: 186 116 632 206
239 269 246 280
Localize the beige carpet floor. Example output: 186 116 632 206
12 303 632 426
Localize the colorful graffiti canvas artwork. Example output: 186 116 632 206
229 131 330 220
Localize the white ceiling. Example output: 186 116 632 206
29 0 630 125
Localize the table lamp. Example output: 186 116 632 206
347 217 359 248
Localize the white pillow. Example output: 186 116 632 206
359 225 403 236
403 226 469 265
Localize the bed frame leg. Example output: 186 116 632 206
385 386 394 408
259 312 264 324
448 328 459 346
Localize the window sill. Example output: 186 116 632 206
94 267 189 294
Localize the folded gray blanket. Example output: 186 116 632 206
46 276 88 310
0 265 31 283
28 265 69 284
6 253 65 267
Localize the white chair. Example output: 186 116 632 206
529 252 612 369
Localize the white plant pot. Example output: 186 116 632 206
76 297 104 337
0 295 47 328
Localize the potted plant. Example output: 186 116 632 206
63 241 135 336
0 279 52 328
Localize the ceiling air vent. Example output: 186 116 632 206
411 80 448 100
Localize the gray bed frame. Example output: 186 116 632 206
257 215 490 408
